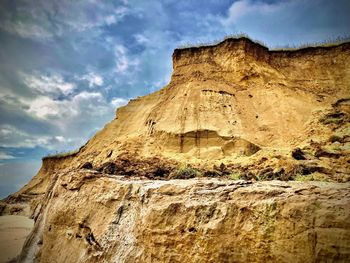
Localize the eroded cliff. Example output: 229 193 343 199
1 37 350 262
18 171 350 263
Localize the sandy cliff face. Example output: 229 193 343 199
17 170 350 263
1 38 350 262
80 38 349 162
5 38 348 200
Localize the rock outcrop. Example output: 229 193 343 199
1 37 350 262
17 170 350 263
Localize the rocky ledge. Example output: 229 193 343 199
17 169 350 263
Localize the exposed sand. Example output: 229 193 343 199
0 215 33 263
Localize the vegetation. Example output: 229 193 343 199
229 172 242 180
176 33 266 49
274 35 350 51
42 149 79 160
322 117 344 125
329 135 342 143
171 166 201 179
294 172 329 182
176 33 350 52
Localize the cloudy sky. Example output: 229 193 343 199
0 0 349 198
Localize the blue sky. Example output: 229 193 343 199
0 0 349 198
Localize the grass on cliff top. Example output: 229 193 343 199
176 33 350 51
273 35 350 51
42 139 91 160
42 149 79 160
176 33 266 49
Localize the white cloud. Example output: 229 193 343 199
104 7 128 26
114 45 128 73
78 72 104 88
105 15 117 25
0 125 29 147
114 44 140 74
0 123 80 152
1 77 126 151
54 136 66 142
72 91 104 106
26 91 107 121
27 96 66 119
110 97 128 107
114 6 129 17
225 0 251 24
22 73 76 96
0 20 54 40
221 0 284 26
134 34 150 44
0 1 129 40
0 124 62 149
0 152 15 160
153 76 169 89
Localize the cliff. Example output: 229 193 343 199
18 171 350 263
81 38 349 162
1 37 350 262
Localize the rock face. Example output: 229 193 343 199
86 39 350 159
1 37 350 262
2 38 348 205
80 38 350 162
17 170 350 263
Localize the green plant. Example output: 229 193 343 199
176 33 266 50
273 35 350 50
295 174 314 182
314 201 321 210
176 33 350 52
330 144 341 151
322 117 343 125
171 166 201 179
229 173 242 180
295 172 329 182
42 149 79 160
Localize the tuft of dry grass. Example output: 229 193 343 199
176 33 350 52
176 33 266 50
42 149 79 160
273 35 350 51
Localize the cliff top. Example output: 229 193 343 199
173 36 350 59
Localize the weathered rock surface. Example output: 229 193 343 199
77 38 350 163
18 170 350 263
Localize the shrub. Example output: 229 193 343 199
322 117 343 125
229 173 242 180
171 166 201 179
294 172 329 182
295 174 314 182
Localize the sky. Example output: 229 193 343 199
0 0 350 198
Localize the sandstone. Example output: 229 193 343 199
16 170 350 263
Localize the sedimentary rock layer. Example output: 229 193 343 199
18 170 350 263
